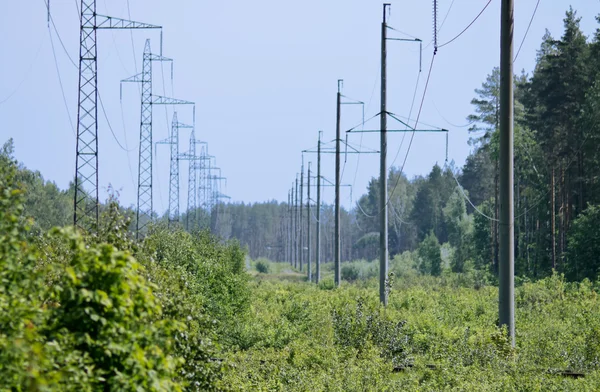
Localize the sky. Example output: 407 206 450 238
0 0 598 214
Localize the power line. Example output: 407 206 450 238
356 197 377 218
47 22 76 137
445 161 499 222
390 203 411 225
351 64 380 198
389 67 421 169
98 91 136 152
119 99 138 190
386 54 437 206
420 0 456 52
514 0 541 62
126 0 139 75
0 38 44 105
437 0 493 49
46 4 77 69
432 99 474 128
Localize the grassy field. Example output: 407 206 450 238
224 258 600 391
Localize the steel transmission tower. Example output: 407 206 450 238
122 39 193 238
178 116 207 231
167 112 180 225
196 144 214 212
209 167 228 207
156 111 195 226
185 131 201 230
74 0 161 230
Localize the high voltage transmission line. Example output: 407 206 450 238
72 0 162 231
45 0 229 235
121 39 194 238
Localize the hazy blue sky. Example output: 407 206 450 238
0 0 598 213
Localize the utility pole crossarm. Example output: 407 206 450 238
95 15 161 29
152 96 194 105
178 153 200 161
121 73 143 83
348 129 446 133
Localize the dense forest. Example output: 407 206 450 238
3 7 600 390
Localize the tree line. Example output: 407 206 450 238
4 7 600 283
205 8 600 282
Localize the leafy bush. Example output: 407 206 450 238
256 260 271 274
318 278 336 290
417 230 442 276
0 156 189 390
45 228 184 390
566 204 600 281
341 264 360 281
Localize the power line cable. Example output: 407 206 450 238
119 99 138 189
514 0 541 62
389 67 421 169
420 0 456 52
351 64 380 196
437 0 493 49
445 160 499 221
386 54 436 207
98 91 136 152
46 3 77 69
0 38 44 105
432 99 474 128
47 21 76 137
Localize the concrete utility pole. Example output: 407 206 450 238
288 189 292 265
379 3 390 306
499 0 515 346
300 158 305 271
295 175 299 268
316 132 322 283
307 162 312 282
335 80 343 287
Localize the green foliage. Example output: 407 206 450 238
566 204 600 281
418 231 442 276
45 228 184 390
255 259 271 274
0 154 189 390
222 274 600 390
341 263 360 282
332 298 410 367
443 187 473 273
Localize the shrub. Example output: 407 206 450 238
341 264 360 281
256 260 271 274
318 278 335 290
566 204 600 281
418 231 442 276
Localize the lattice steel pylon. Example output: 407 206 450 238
157 111 197 228
169 113 180 225
170 114 199 230
121 39 193 238
185 130 207 230
156 112 180 225
186 132 197 230
208 167 229 208
197 147 214 211
74 0 161 230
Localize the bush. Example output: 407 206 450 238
418 231 442 276
0 157 188 389
318 278 335 290
566 204 600 281
256 260 271 274
341 264 360 281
